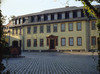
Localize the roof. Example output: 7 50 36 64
16 6 83 18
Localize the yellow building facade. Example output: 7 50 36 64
9 6 99 52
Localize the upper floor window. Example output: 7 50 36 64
61 38 66 46
12 29 14 35
31 16 34 22
27 39 31 47
47 25 51 33
77 11 81 18
40 39 44 47
77 22 81 31
33 39 37 47
48 14 51 21
69 23 73 31
91 21 96 30
69 37 74 46
62 13 65 19
27 27 31 34
40 25 44 33
91 36 96 45
41 15 44 21
33 26 37 33
51 14 54 20
77 37 82 46
54 13 57 20
16 28 18 35
58 13 62 20
19 28 22 35
61 24 65 32
53 24 57 32
69 12 73 18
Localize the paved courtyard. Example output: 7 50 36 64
2 52 99 74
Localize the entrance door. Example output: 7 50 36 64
50 40 55 49
12 41 18 47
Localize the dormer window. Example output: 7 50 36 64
62 12 65 19
77 10 81 18
48 14 51 21
54 13 57 20
69 11 73 19
41 15 44 21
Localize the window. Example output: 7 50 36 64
48 15 51 21
40 25 44 33
77 37 82 46
47 25 51 33
61 24 65 32
77 22 81 31
40 39 44 47
91 37 96 45
12 29 14 35
16 28 18 35
27 39 31 47
69 12 73 18
19 28 22 35
77 11 81 18
53 24 57 32
54 14 57 20
62 13 65 19
69 37 74 46
69 23 73 31
61 38 66 46
91 21 96 30
34 39 37 47
33 26 37 33
27 27 31 34
41 15 44 21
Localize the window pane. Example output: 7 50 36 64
61 24 65 32
47 25 51 33
27 39 31 47
77 22 81 31
61 38 66 46
69 38 74 46
34 39 37 47
33 26 37 33
69 23 73 31
53 24 57 32
54 14 57 20
27 27 31 34
48 15 51 20
77 11 81 17
92 37 96 45
40 25 44 33
77 37 82 46
40 39 43 47
92 21 96 30
62 13 65 19
69 12 73 18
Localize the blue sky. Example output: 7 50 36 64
1 0 99 24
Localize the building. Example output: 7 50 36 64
9 5 100 52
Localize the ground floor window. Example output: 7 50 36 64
91 36 96 45
77 37 82 46
27 39 31 47
40 39 44 47
34 39 37 47
61 38 66 46
69 37 74 46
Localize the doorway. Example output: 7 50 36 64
12 41 18 47
50 40 55 49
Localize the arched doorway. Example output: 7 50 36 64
47 35 58 50
12 40 18 47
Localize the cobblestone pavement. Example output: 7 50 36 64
2 52 99 74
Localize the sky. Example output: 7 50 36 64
1 0 99 25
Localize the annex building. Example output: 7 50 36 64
8 5 100 52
